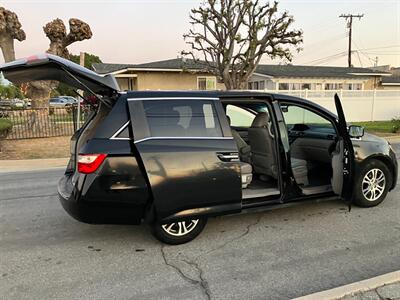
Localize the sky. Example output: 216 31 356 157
1 0 399 68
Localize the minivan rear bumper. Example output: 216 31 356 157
58 173 144 225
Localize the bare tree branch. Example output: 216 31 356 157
183 0 303 89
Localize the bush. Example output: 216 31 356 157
0 118 12 138
391 117 400 133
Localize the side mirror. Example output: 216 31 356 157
348 125 364 138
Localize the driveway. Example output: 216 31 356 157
1 147 399 299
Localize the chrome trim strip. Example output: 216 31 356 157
218 154 239 159
127 97 219 101
134 136 234 144
110 121 130 140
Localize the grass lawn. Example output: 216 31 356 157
352 121 398 133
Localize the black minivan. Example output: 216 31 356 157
1 54 397 244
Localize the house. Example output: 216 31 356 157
92 58 225 91
248 65 391 91
92 58 391 91
370 65 400 90
380 76 400 90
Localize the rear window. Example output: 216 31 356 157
143 100 222 137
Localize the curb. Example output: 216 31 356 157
293 270 400 300
0 157 69 173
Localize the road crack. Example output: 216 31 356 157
199 214 262 258
181 258 211 300
160 246 211 300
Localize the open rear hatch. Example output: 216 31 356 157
0 53 120 172
0 53 119 95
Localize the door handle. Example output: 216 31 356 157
217 152 239 162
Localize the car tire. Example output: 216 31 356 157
151 218 207 245
354 159 391 207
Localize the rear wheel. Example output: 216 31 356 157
151 218 207 245
354 160 391 207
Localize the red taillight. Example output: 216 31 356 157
77 154 107 174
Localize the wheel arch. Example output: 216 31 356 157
357 154 396 190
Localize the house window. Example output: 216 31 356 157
301 83 311 90
353 83 362 90
311 83 323 90
248 81 265 90
197 77 217 90
343 83 352 90
325 83 343 90
279 83 289 90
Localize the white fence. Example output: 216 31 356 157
267 90 400 122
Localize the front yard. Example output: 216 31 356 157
353 120 400 134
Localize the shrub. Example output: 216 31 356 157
391 117 400 133
0 118 12 138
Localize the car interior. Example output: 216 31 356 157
224 102 281 200
224 101 339 201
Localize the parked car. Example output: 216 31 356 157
60 96 79 105
0 54 397 244
10 98 26 108
0 99 11 107
49 97 73 107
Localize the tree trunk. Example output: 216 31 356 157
0 35 16 62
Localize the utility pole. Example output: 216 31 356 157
339 14 364 67
374 56 378 67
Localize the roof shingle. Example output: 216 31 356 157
92 58 390 78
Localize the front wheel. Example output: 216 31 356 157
354 160 392 207
151 218 208 245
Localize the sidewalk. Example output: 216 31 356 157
344 281 400 300
0 157 69 173
294 270 400 300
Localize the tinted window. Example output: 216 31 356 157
143 100 222 137
281 104 336 134
226 105 255 127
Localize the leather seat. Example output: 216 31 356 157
291 158 309 186
226 116 251 163
239 162 253 188
248 112 277 179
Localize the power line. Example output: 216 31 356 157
302 51 347 65
358 45 400 51
339 13 364 67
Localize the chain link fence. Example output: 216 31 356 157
0 105 92 140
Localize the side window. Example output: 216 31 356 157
226 104 255 127
143 100 222 137
280 104 336 133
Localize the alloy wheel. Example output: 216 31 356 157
362 168 386 202
161 219 199 237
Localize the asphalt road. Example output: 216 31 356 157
1 150 400 299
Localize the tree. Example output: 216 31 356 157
26 18 93 108
0 7 26 63
183 0 303 90
69 52 102 69
55 53 102 96
0 84 24 99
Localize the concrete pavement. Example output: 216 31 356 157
295 271 400 300
1 166 400 299
0 157 69 173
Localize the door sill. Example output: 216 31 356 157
242 187 280 199
301 184 332 195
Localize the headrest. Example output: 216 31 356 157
251 112 269 128
226 115 231 126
